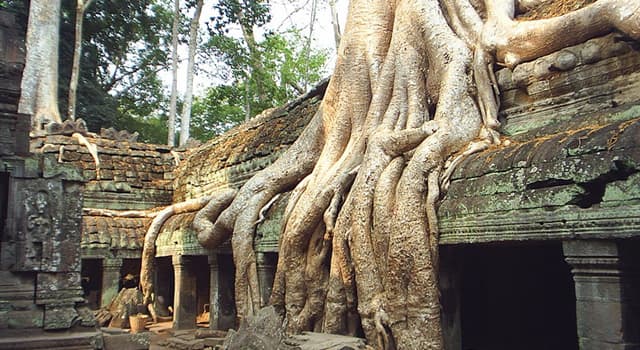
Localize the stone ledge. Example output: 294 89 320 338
0 329 101 350
439 205 640 245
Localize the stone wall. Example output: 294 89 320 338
0 11 29 157
0 11 24 113
156 81 327 255
1 9 91 332
29 130 188 259
30 132 179 211
438 33 640 245
0 157 88 330
172 81 327 203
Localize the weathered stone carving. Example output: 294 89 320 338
45 118 89 136
13 181 60 271
100 127 139 143
24 191 51 266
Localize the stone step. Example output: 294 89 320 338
0 330 100 350
202 338 225 348
102 332 152 350
163 336 204 350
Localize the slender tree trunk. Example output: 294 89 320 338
19 0 63 131
237 9 268 112
67 0 94 121
304 0 319 91
167 0 180 147
328 0 342 51
178 0 203 146
244 77 251 121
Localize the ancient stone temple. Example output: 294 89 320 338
148 34 640 349
153 82 325 332
436 33 640 349
29 129 184 313
0 10 181 348
2 5 640 350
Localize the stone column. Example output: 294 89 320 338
256 252 275 306
563 240 640 350
208 254 220 330
101 258 122 308
172 255 197 330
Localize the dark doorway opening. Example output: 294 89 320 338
620 239 640 345
81 258 103 309
218 253 237 330
121 258 142 289
155 256 174 318
193 255 210 325
460 242 578 350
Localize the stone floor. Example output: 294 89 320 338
0 327 102 350
148 323 227 350
0 319 369 350
146 322 369 350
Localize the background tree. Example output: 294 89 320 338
167 0 180 146
190 84 245 141
19 0 62 130
178 0 204 146
209 0 271 118
58 0 174 141
327 0 341 50
15 0 327 143
190 29 328 141
67 0 94 121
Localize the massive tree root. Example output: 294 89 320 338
190 0 639 348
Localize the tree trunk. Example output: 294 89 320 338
67 0 94 121
19 0 63 131
328 0 341 51
179 0 203 146
183 0 639 348
237 8 268 113
167 0 180 147
244 77 251 120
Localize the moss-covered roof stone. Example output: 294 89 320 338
172 81 328 202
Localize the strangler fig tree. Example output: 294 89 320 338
143 0 640 348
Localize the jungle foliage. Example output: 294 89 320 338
10 0 327 143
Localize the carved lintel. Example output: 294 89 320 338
563 240 623 277
102 258 123 270
256 252 274 272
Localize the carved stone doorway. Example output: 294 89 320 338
458 243 578 350
155 256 175 319
81 258 102 309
